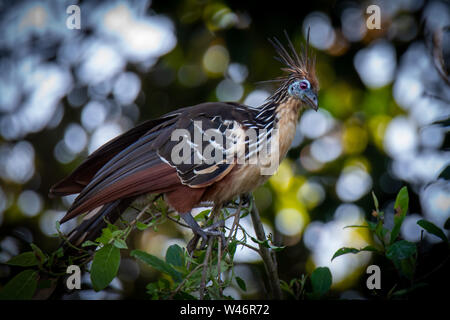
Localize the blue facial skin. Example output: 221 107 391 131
288 80 318 111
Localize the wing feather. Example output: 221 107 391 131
56 102 263 223
49 115 178 196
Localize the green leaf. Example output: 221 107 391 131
90 244 121 291
360 245 379 252
343 225 370 229
30 243 47 264
136 221 150 231
235 277 247 291
444 217 450 230
111 230 124 238
270 244 286 252
207 285 222 300
396 257 416 280
250 236 270 248
6 252 39 267
280 280 295 297
417 219 448 242
332 247 359 261
0 269 38 300
194 209 211 221
438 165 450 180
54 247 64 258
113 239 128 249
372 191 379 211
394 187 409 215
228 240 238 258
375 221 389 243
367 221 377 231
310 267 332 296
107 223 119 232
240 208 250 219
386 240 416 261
250 236 286 251
81 240 99 248
173 291 198 300
95 227 113 245
331 246 378 261
146 282 158 294
131 250 182 282
390 187 409 244
165 244 184 267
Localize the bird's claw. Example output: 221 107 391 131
187 220 226 254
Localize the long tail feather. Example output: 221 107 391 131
61 198 134 255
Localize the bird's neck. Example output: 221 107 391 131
274 97 302 159
253 97 302 163
274 97 302 122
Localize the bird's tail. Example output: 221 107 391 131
60 198 134 255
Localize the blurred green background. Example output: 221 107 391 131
0 0 449 299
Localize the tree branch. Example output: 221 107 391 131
248 194 283 300
199 204 223 300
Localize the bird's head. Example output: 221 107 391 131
270 30 319 111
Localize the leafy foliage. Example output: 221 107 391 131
131 248 183 283
6 252 39 267
390 187 409 244
0 270 38 300
90 244 121 291
280 266 332 300
331 246 379 261
417 219 448 243
0 197 289 300
310 267 332 297
332 186 450 297
2 184 448 300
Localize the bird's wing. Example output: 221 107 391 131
49 115 178 197
59 116 181 222
59 102 261 222
155 102 268 188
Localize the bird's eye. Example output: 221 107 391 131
299 80 310 90
288 79 311 98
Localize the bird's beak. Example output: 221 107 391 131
303 89 318 111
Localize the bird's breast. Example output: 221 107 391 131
203 98 301 204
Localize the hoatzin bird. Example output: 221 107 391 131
49 33 319 253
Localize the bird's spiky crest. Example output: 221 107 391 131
259 29 317 105
268 28 316 82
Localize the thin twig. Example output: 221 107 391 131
227 198 243 248
198 204 222 300
166 214 190 228
238 241 260 253
199 237 214 300
217 236 223 297
129 203 151 226
186 248 195 270
248 194 283 300
169 264 203 299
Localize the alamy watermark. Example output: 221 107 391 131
66 5 81 30
66 264 81 290
366 264 381 289
366 5 381 30
169 121 280 176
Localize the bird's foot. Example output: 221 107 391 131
186 220 226 254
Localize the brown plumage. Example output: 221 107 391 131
50 32 319 249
